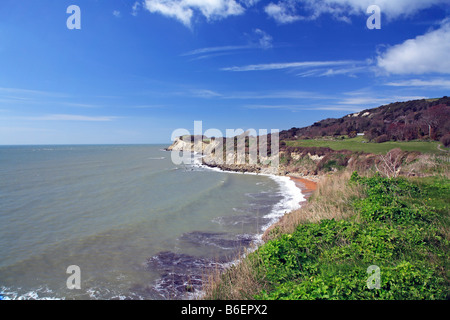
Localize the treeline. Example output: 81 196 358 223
279 97 450 146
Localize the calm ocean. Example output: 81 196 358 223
0 145 303 300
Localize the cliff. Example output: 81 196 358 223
167 134 282 176
166 134 441 181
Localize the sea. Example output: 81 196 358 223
0 144 303 300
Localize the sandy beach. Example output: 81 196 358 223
289 176 318 204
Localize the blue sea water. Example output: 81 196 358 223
0 145 303 299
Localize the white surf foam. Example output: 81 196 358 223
189 153 305 237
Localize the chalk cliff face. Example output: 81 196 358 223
166 136 189 151
166 135 281 175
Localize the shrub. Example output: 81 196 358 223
440 133 450 147
375 134 389 143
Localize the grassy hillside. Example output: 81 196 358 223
284 136 448 155
279 96 450 146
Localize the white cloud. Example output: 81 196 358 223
132 1 141 16
253 29 273 49
31 114 118 122
338 88 428 106
181 28 272 59
0 87 66 98
0 127 54 133
265 0 448 24
338 96 428 106
113 10 121 17
296 65 370 77
225 90 323 99
386 79 450 89
221 60 357 71
377 19 450 74
244 104 365 112
144 0 193 26
264 2 302 24
144 0 245 27
190 89 223 98
182 45 250 56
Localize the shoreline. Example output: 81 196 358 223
192 154 320 235
189 151 320 229
167 149 321 299
288 176 318 204
260 176 318 243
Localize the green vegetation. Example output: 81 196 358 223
256 174 449 299
204 173 449 300
285 136 447 155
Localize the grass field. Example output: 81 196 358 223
285 136 449 155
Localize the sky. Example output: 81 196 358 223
0 0 449 145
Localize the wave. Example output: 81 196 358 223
0 285 62 300
190 155 305 238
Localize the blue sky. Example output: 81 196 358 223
0 0 449 144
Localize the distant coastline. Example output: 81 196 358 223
165 142 321 244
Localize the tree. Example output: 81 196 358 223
375 148 404 178
441 134 450 148
376 134 389 143
421 104 449 140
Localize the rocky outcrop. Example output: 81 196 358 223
166 135 209 152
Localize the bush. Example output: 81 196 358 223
255 174 449 300
348 131 357 138
206 173 450 300
440 133 450 147
375 134 389 143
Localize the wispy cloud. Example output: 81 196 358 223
243 92 430 113
185 88 324 100
0 87 67 98
221 60 357 72
264 0 448 24
182 29 273 60
181 45 251 56
29 114 119 122
61 102 103 108
244 104 365 112
190 89 223 98
338 88 428 106
385 78 450 89
131 1 141 16
223 90 324 100
297 65 370 77
130 104 166 109
0 126 54 133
